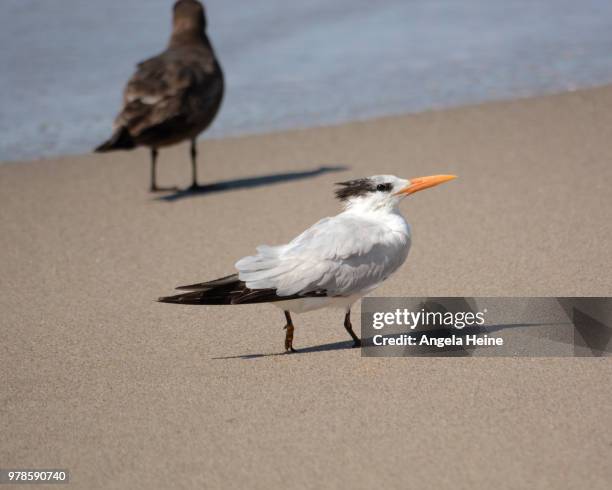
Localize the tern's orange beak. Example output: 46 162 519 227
395 174 457 196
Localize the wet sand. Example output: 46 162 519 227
1 87 612 489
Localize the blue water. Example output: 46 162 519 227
2 0 612 162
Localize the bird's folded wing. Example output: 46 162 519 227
235 215 404 297
115 50 219 135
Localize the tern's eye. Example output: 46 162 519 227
376 183 392 192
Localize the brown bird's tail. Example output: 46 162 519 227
94 127 136 152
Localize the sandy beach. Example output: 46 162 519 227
1 87 612 488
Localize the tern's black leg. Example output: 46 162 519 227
189 138 199 189
284 311 297 353
149 148 177 192
344 310 361 348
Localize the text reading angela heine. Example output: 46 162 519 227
372 333 502 348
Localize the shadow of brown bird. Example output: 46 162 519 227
95 0 224 192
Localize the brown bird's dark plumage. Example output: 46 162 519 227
95 0 224 191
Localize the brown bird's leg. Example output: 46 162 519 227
149 147 178 192
344 310 361 348
150 148 159 192
284 311 297 353
189 138 199 189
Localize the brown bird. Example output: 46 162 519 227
95 0 224 191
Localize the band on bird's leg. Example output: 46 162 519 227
284 311 297 353
344 310 361 348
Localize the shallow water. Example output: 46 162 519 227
2 0 612 162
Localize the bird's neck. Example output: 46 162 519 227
343 204 409 230
343 198 402 216
169 29 209 48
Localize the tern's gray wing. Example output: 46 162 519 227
235 214 410 297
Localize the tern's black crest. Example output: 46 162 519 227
334 178 376 201
334 178 393 201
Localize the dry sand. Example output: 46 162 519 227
1 87 612 489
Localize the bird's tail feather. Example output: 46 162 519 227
175 273 240 291
159 289 238 305
158 274 277 305
94 126 136 152
158 273 327 306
